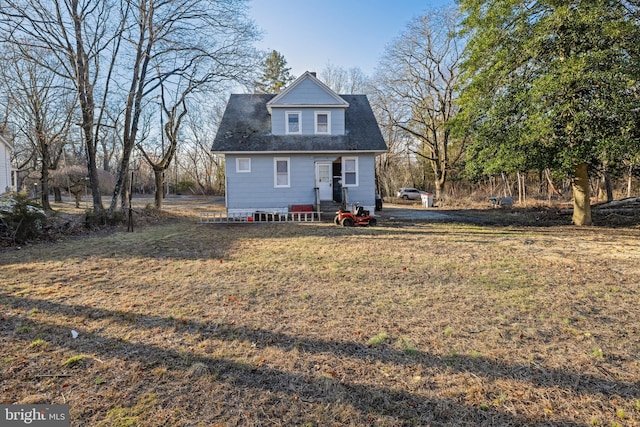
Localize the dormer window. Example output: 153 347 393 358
286 112 301 134
315 112 330 134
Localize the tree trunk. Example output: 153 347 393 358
154 169 163 209
517 171 526 204
572 162 592 226
53 187 62 203
431 162 446 201
434 180 443 201
601 161 613 202
40 158 51 211
627 164 633 198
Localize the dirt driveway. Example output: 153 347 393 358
376 203 460 221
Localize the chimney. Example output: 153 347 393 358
309 72 317 77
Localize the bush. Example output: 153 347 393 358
0 192 47 243
84 209 125 228
174 180 196 195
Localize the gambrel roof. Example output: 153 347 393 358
211 93 387 154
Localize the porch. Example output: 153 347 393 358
198 188 353 224
199 210 321 223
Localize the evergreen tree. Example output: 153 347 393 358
457 1 640 225
254 50 295 93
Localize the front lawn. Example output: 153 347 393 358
1 207 639 426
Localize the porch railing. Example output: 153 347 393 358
199 210 320 224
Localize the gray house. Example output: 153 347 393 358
212 71 387 218
0 133 15 194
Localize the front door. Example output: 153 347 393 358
315 162 332 200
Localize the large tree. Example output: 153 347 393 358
2 0 259 218
320 63 369 94
374 8 465 201
136 77 190 210
0 46 74 210
458 0 640 225
1 0 122 215
253 50 295 93
107 0 259 215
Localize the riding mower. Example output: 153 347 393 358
334 203 377 227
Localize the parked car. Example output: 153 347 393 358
397 187 425 200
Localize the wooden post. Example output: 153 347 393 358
127 171 134 232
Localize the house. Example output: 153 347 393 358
211 72 387 218
0 133 14 194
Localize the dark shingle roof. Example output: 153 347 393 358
211 94 387 153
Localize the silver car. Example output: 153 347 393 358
397 187 425 200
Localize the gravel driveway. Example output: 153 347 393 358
376 203 458 221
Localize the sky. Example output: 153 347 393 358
249 0 455 78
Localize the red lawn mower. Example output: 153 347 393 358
334 203 377 227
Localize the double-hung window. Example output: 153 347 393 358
286 112 301 134
315 112 330 134
343 157 358 186
274 157 290 187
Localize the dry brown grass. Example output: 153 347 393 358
1 197 640 426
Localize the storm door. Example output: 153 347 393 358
315 162 332 200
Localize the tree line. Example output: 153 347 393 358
1 0 260 215
2 1 639 225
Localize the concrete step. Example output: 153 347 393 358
319 201 341 220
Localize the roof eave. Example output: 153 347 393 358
212 149 388 155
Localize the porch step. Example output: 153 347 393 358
319 201 341 220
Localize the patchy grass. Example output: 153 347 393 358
367 332 389 347
1 200 640 426
63 354 86 367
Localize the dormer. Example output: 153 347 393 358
266 71 349 136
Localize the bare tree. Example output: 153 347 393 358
130 0 258 210
2 0 259 218
0 46 75 210
107 0 259 215
374 8 465 201
1 0 126 215
181 100 226 194
367 82 412 198
320 63 369 94
136 78 189 209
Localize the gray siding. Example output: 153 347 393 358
274 78 344 105
225 153 377 211
0 142 11 193
343 154 376 207
271 108 345 136
226 154 317 210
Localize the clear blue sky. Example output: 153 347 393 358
249 0 455 78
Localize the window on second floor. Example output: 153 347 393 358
315 112 330 134
286 112 301 134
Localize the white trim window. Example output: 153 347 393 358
286 111 301 134
236 157 251 173
315 111 330 134
274 157 290 187
343 157 358 186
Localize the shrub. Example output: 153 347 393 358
174 179 196 195
0 192 47 243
